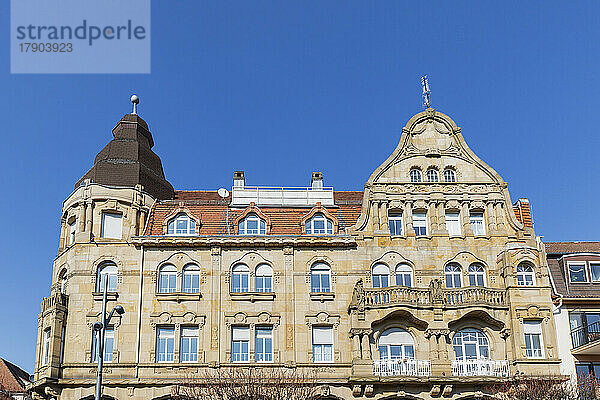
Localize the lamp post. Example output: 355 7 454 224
94 279 125 400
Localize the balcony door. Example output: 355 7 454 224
453 328 489 360
378 328 414 360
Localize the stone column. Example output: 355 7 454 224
426 331 439 360
361 331 372 360
429 202 438 231
58 217 67 251
351 331 361 360
495 202 505 231
371 201 380 231
462 202 472 236
486 202 496 232
130 208 139 238
437 202 447 233
78 203 86 233
138 211 146 235
437 331 449 361
379 201 389 232
405 202 415 236
85 200 93 236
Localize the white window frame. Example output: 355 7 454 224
182 264 201 293
167 213 196 236
92 326 114 363
568 262 588 283
255 264 273 293
413 212 427 236
158 264 177 293
97 263 118 292
426 169 439 182
42 328 51 366
590 263 600 282
238 213 266 235
516 263 536 286
388 211 403 236
372 263 390 288
310 263 331 293
523 321 544 359
378 328 415 360
68 220 76 245
101 212 123 239
305 213 333 235
469 212 486 236
312 326 334 363
232 264 250 293
409 169 422 183
453 329 489 360
444 169 456 183
255 326 273 363
231 326 250 363
468 264 486 287
445 211 461 236
156 327 175 363
180 326 198 363
445 263 462 288
395 264 413 287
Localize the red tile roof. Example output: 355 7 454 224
513 199 533 228
0 358 30 394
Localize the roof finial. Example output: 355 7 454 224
421 75 431 109
130 94 140 115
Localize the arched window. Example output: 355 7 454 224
158 265 177 293
378 328 415 360
409 169 422 183
305 213 333 235
232 264 250 292
468 264 485 287
167 213 196 236
238 213 266 235
58 270 67 294
182 264 201 293
427 169 439 182
310 263 331 293
517 263 536 286
453 329 489 360
395 264 413 287
97 263 117 292
444 169 456 183
255 264 273 293
445 263 462 289
372 263 390 288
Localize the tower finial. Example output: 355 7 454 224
130 94 140 115
421 76 431 109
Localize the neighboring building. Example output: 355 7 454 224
545 241 600 382
31 104 562 400
0 358 32 400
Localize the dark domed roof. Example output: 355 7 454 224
75 114 174 199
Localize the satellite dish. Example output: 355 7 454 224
217 188 229 198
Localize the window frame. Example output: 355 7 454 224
180 326 199 363
372 263 390 288
568 262 588 283
92 326 114 363
445 263 462 289
468 264 486 287
453 328 489 360
523 321 544 359
412 211 428 236
469 212 486 236
590 263 600 282
445 211 461 236
310 263 331 293
255 326 273 363
182 264 201 294
516 263 536 286
388 211 403 236
312 326 334 363
158 264 178 294
426 168 439 182
232 264 250 293
101 212 123 239
409 168 422 183
156 327 175 363
231 326 250 363
97 263 118 292
395 264 413 287
255 264 273 293
238 213 266 235
305 213 334 235
167 213 197 236
42 328 51 366
444 169 456 183
378 328 415 360
68 220 76 245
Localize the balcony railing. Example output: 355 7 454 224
364 286 431 307
451 359 509 377
445 287 505 307
373 359 431 377
571 321 600 349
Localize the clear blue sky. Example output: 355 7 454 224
1 2 599 372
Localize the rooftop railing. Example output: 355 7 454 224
230 186 335 207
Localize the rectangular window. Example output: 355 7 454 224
590 263 600 282
101 212 123 239
524 321 544 358
388 212 403 236
180 327 198 363
92 327 114 363
255 327 273 362
156 327 175 362
312 326 334 363
469 212 485 236
232 326 250 362
569 263 587 283
412 212 427 236
42 328 51 366
445 212 461 236
68 220 76 245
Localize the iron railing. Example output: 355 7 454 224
373 359 431 377
571 321 600 349
451 359 509 377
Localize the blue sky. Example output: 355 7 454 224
1 1 599 372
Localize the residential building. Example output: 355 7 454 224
545 241 600 382
31 104 561 399
0 358 32 400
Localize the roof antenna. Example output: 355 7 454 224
421 76 431 109
131 94 140 115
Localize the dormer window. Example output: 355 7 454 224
238 213 266 235
444 169 456 183
426 169 439 182
305 213 333 235
409 168 422 183
167 213 196 236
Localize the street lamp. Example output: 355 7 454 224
94 280 125 400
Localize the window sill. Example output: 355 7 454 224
156 292 202 302
92 292 119 301
310 292 335 302
230 292 275 302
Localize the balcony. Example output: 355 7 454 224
373 359 431 377
364 286 431 307
571 321 600 355
451 359 509 377
445 287 506 308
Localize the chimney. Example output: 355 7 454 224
233 171 245 188
311 172 323 189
